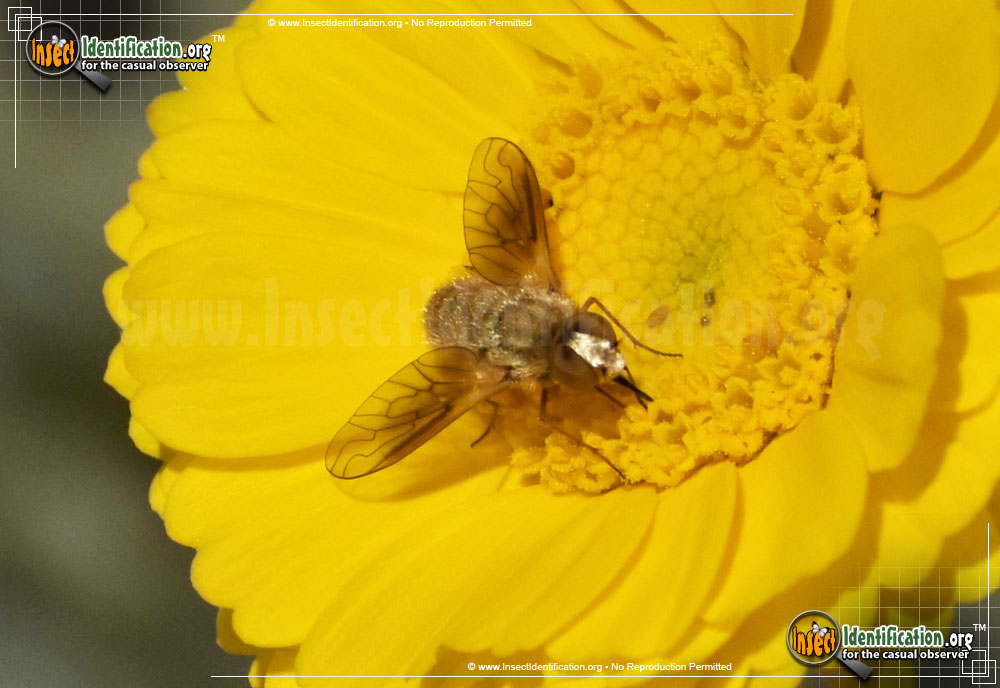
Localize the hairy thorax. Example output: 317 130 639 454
424 275 575 379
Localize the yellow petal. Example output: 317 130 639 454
661 625 733 669
931 279 1000 414
688 544 876 681
447 490 657 656
828 224 945 471
137 149 159 180
167 422 511 647
876 398 1000 583
573 0 668 50
624 0 738 52
348 0 539 131
149 457 187 518
234 28 514 191
217 608 258 655
144 121 466 221
104 343 138 399
103 267 132 328
698 521 880 683
792 0 853 102
548 462 738 659
833 568 881 629
129 416 164 458
737 625 805 686
705 407 868 624
256 647 301 688
297 488 656 677
123 229 454 457
147 88 262 138
177 26 256 90
715 0 806 82
941 215 1000 279
125 154 458 264
947 517 1000 605
879 98 1000 246
247 658 263 688
146 25 261 136
104 203 143 261
845 0 1000 192
469 0 625 65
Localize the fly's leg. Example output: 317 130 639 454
538 386 564 423
538 386 626 486
594 385 626 409
470 400 501 448
540 418 626 486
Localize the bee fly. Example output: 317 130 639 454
327 138 679 482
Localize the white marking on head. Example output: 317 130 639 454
567 332 626 376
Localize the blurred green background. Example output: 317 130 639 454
1 1 250 686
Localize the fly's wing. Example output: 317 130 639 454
327 347 509 479
463 137 559 289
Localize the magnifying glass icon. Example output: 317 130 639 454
787 610 873 680
24 20 111 92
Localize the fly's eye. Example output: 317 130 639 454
573 312 617 344
550 345 598 389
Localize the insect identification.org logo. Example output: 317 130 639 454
788 611 839 664
24 21 111 91
23 19 213 92
29 29 73 69
24 20 110 91
786 610 873 680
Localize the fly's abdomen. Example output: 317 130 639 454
423 277 505 351
424 276 574 365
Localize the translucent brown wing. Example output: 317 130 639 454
464 137 559 289
326 347 510 479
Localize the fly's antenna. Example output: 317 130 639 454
580 296 682 357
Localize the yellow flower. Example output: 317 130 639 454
104 0 1000 683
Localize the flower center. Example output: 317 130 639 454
511 40 878 492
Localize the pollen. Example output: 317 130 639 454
512 41 878 492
